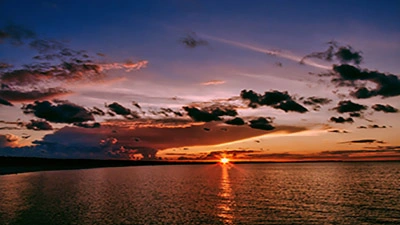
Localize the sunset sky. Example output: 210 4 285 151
0 0 399 161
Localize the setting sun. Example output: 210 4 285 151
220 157 230 164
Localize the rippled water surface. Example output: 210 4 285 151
1 162 400 224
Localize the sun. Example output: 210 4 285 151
220 157 230 164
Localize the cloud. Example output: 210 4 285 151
0 97 13 106
0 62 13 70
29 39 64 52
0 134 19 147
200 33 330 69
26 120 53 130
90 107 106 116
1 37 148 103
276 100 308 113
183 106 221 122
98 60 148 72
73 122 101 129
180 33 209 48
330 116 354 123
106 102 140 120
183 105 237 122
301 96 332 110
249 117 275 130
225 117 245 126
333 100 367 113
1 63 103 86
341 139 385 144
357 124 387 129
240 89 308 113
332 64 400 99
0 122 306 159
328 129 349 133
349 112 361 117
301 41 363 65
200 80 225 85
368 124 387 129
372 104 398 113
148 107 183 117
0 87 71 102
244 148 400 161
132 101 141 109
0 24 36 45
22 100 95 124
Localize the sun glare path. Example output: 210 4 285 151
220 157 230 164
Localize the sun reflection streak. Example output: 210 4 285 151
217 164 235 224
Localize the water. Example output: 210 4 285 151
0 162 399 225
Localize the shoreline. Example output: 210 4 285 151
1 156 399 176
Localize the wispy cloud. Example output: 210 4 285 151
199 33 331 69
200 79 225 85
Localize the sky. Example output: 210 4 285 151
0 0 399 161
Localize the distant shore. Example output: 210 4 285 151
0 156 214 176
1 156 399 176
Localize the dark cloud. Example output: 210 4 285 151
206 106 237 117
0 87 71 102
0 62 13 70
0 62 102 86
301 41 363 65
150 107 183 117
368 124 386 129
90 107 106 116
106 102 140 120
29 39 66 54
132 101 141 109
319 149 400 156
74 122 101 129
0 122 306 159
225 117 245 126
183 106 221 122
26 120 53 131
358 124 387 129
240 89 308 113
0 97 13 106
275 100 308 113
249 117 275 130
120 146 158 160
372 104 398 113
333 100 367 113
22 100 95 123
330 116 354 123
349 112 361 117
328 129 349 133
301 96 332 110
341 139 385 144
332 64 400 99
0 37 145 104
180 33 208 48
183 104 238 122
0 24 36 45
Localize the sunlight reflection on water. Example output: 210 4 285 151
0 162 400 225
217 164 234 224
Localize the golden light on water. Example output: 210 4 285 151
220 157 230 164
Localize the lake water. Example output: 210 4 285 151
0 162 399 224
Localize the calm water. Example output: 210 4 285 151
0 162 400 225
